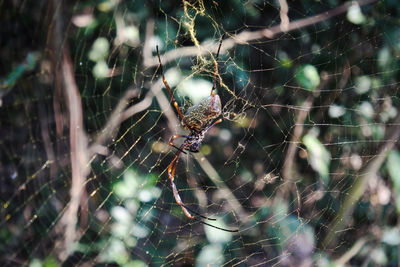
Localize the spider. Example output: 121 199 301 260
156 36 237 232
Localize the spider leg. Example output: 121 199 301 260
203 112 237 135
168 149 195 219
205 118 223 132
168 134 188 154
205 112 235 131
193 217 239 232
167 146 239 232
211 34 224 96
156 46 188 126
168 147 216 221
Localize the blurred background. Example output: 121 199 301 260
1 0 400 266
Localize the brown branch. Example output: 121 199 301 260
143 19 155 69
60 45 89 258
88 88 139 156
46 0 87 260
88 87 159 158
121 91 154 121
279 0 289 32
145 0 378 68
281 96 314 183
281 72 329 192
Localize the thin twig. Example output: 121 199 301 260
281 95 314 183
143 19 155 69
333 237 369 265
121 90 154 121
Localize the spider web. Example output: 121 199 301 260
1 0 400 266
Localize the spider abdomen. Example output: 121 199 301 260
183 94 221 131
184 132 205 153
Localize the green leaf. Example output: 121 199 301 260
125 260 147 267
278 51 292 68
267 215 315 250
88 37 109 62
100 239 129 264
370 248 388 265
387 150 400 213
354 76 371 94
378 46 392 71
328 104 346 118
29 259 42 267
111 206 133 225
387 150 400 188
114 169 140 199
273 197 289 222
195 244 224 267
204 219 233 244
43 256 58 267
347 3 366 25
382 227 400 245
98 0 118 12
303 134 331 184
357 101 374 118
92 60 109 78
1 52 39 91
178 78 211 104
295 64 320 91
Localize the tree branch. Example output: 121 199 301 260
88 88 139 156
145 0 378 68
60 45 89 258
